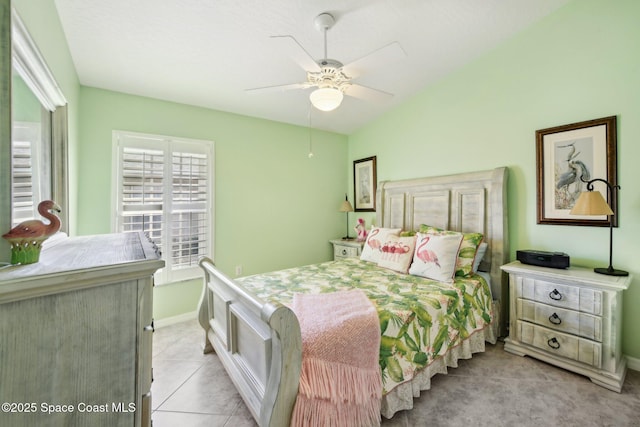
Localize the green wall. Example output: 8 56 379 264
348 0 640 359
77 87 349 319
10 0 350 321
11 0 640 359
12 73 41 122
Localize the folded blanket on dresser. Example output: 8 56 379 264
290 289 382 427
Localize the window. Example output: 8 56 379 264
113 131 214 285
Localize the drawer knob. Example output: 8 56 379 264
549 289 563 301
547 337 560 349
548 313 562 325
342 249 347 255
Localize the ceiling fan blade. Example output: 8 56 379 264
341 42 406 79
245 82 311 94
271 35 321 73
344 83 394 102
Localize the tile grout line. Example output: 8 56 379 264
152 361 209 413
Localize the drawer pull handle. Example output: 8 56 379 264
549 289 563 301
548 313 562 325
547 337 560 349
342 249 347 255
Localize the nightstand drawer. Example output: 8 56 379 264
517 298 602 341
330 239 364 260
334 245 359 258
517 277 603 315
516 320 602 368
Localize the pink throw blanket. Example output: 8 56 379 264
290 290 382 427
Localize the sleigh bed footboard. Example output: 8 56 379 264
198 257 302 427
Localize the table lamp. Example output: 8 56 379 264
339 194 354 240
570 178 628 276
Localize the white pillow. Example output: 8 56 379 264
472 242 488 273
409 232 463 283
377 235 417 274
360 227 401 263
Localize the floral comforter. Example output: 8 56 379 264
237 257 493 394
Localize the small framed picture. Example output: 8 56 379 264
536 116 618 227
353 156 376 212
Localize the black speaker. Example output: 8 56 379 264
516 250 570 269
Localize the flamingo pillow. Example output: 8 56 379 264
419 225 484 277
377 235 417 274
360 227 402 263
409 232 463 283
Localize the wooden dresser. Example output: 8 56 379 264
0 232 164 427
501 261 631 392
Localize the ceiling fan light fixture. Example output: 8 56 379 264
309 87 343 111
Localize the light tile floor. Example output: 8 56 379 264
152 319 640 427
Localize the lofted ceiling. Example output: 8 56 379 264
53 0 570 134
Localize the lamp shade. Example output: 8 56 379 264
310 87 343 111
570 191 613 216
339 200 354 212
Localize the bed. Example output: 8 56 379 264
197 167 509 426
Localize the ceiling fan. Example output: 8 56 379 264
246 12 406 112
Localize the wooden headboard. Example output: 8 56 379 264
376 167 509 335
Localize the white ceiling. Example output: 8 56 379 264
53 0 569 135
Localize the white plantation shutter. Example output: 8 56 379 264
114 131 214 284
171 151 208 269
11 139 35 224
120 147 165 253
11 122 44 226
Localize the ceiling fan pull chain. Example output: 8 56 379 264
323 27 328 60
308 104 314 158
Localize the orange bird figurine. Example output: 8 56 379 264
2 200 62 265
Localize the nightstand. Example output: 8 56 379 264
501 261 631 392
330 239 364 260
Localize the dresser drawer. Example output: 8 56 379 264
334 245 359 258
516 277 603 315
517 298 602 341
516 320 602 368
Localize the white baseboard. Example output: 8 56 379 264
626 355 640 372
154 311 197 328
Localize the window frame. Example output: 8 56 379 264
112 130 215 285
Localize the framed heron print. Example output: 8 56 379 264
353 156 376 212
536 116 618 227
